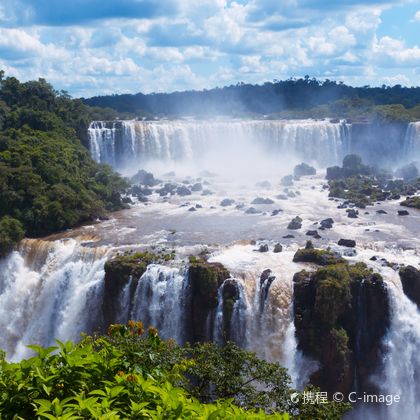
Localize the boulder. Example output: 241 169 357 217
293 246 345 266
245 207 260 214
251 197 275 205
281 175 294 186
398 210 409 216
287 216 303 230
177 186 192 196
220 198 235 207
191 183 203 191
376 209 387 214
338 239 356 248
306 230 321 239
131 169 158 186
320 218 334 229
273 243 283 253
294 162 316 177
258 244 269 252
346 209 359 218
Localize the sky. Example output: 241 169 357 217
1 0 420 97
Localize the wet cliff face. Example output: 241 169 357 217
293 256 390 396
399 265 420 309
188 259 230 343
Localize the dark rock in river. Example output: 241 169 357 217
131 169 158 186
282 234 295 239
338 239 356 248
177 186 192 196
258 244 269 252
306 230 321 239
281 175 294 186
220 198 235 207
398 210 409 216
191 183 203 191
251 197 275 205
273 243 283 253
346 209 359 218
320 218 334 229
376 209 387 214
294 162 316 177
245 207 260 214
287 216 302 230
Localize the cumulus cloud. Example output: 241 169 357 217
0 0 419 96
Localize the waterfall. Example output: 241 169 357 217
130 264 189 343
403 122 420 161
88 119 351 169
375 272 420 419
0 239 109 360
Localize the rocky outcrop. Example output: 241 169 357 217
294 162 316 177
293 244 345 266
221 278 240 342
293 260 390 396
188 259 230 342
399 265 420 309
287 216 302 230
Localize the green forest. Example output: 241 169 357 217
0 71 128 256
84 77 420 121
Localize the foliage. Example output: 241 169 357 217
0 323 350 419
0 216 24 257
0 74 129 243
84 76 420 121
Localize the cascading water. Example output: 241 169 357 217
403 122 420 161
88 119 351 169
130 264 189 343
0 239 109 361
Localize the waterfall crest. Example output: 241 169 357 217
88 119 350 169
403 122 420 161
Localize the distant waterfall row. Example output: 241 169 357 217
88 119 351 169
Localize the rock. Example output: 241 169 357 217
235 203 245 210
293 263 390 395
251 197 275 205
376 209 387 214
306 230 321 239
399 266 420 309
276 194 288 200
338 239 356 248
294 162 316 177
258 244 269 252
398 210 409 216
220 198 235 207
189 259 230 342
177 186 192 196
245 207 260 214
191 183 203 191
287 216 303 230
281 175 294 186
273 243 283 253
370 256 378 261
320 218 334 229
220 278 241 341
346 209 359 218
271 209 282 216
188 206 197 212
293 246 345 265
202 189 213 196
157 182 178 196
260 269 276 304
131 169 158 186
282 234 295 239
195 204 202 208
287 191 296 198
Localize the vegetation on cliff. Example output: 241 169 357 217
0 72 129 255
293 248 389 396
0 321 350 419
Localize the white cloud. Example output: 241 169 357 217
414 11 420 22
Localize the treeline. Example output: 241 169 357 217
83 76 420 121
0 71 128 256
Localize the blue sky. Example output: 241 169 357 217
1 0 420 97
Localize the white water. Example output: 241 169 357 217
130 264 188 343
403 122 420 161
88 119 350 170
0 239 109 360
